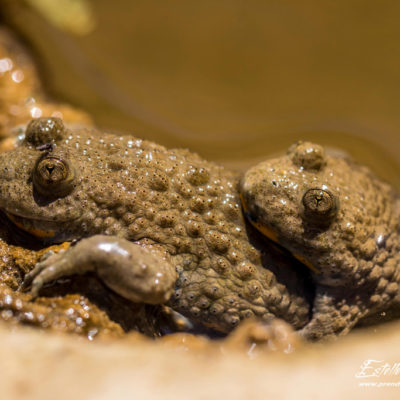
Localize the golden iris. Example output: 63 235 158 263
33 156 75 197
301 188 337 224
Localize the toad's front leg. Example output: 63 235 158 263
299 285 371 341
24 235 178 304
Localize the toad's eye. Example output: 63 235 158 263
33 156 75 197
301 188 337 225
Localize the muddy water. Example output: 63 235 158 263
4 0 400 188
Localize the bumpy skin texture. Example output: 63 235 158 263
240 141 400 339
0 118 310 333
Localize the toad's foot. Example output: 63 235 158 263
299 286 370 341
24 235 177 304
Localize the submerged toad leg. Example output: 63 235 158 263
24 235 177 304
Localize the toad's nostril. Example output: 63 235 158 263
0 166 16 181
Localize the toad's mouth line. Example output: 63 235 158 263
240 194 321 274
3 211 77 239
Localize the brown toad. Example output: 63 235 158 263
240 141 400 340
0 117 310 334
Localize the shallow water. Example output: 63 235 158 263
4 0 400 188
